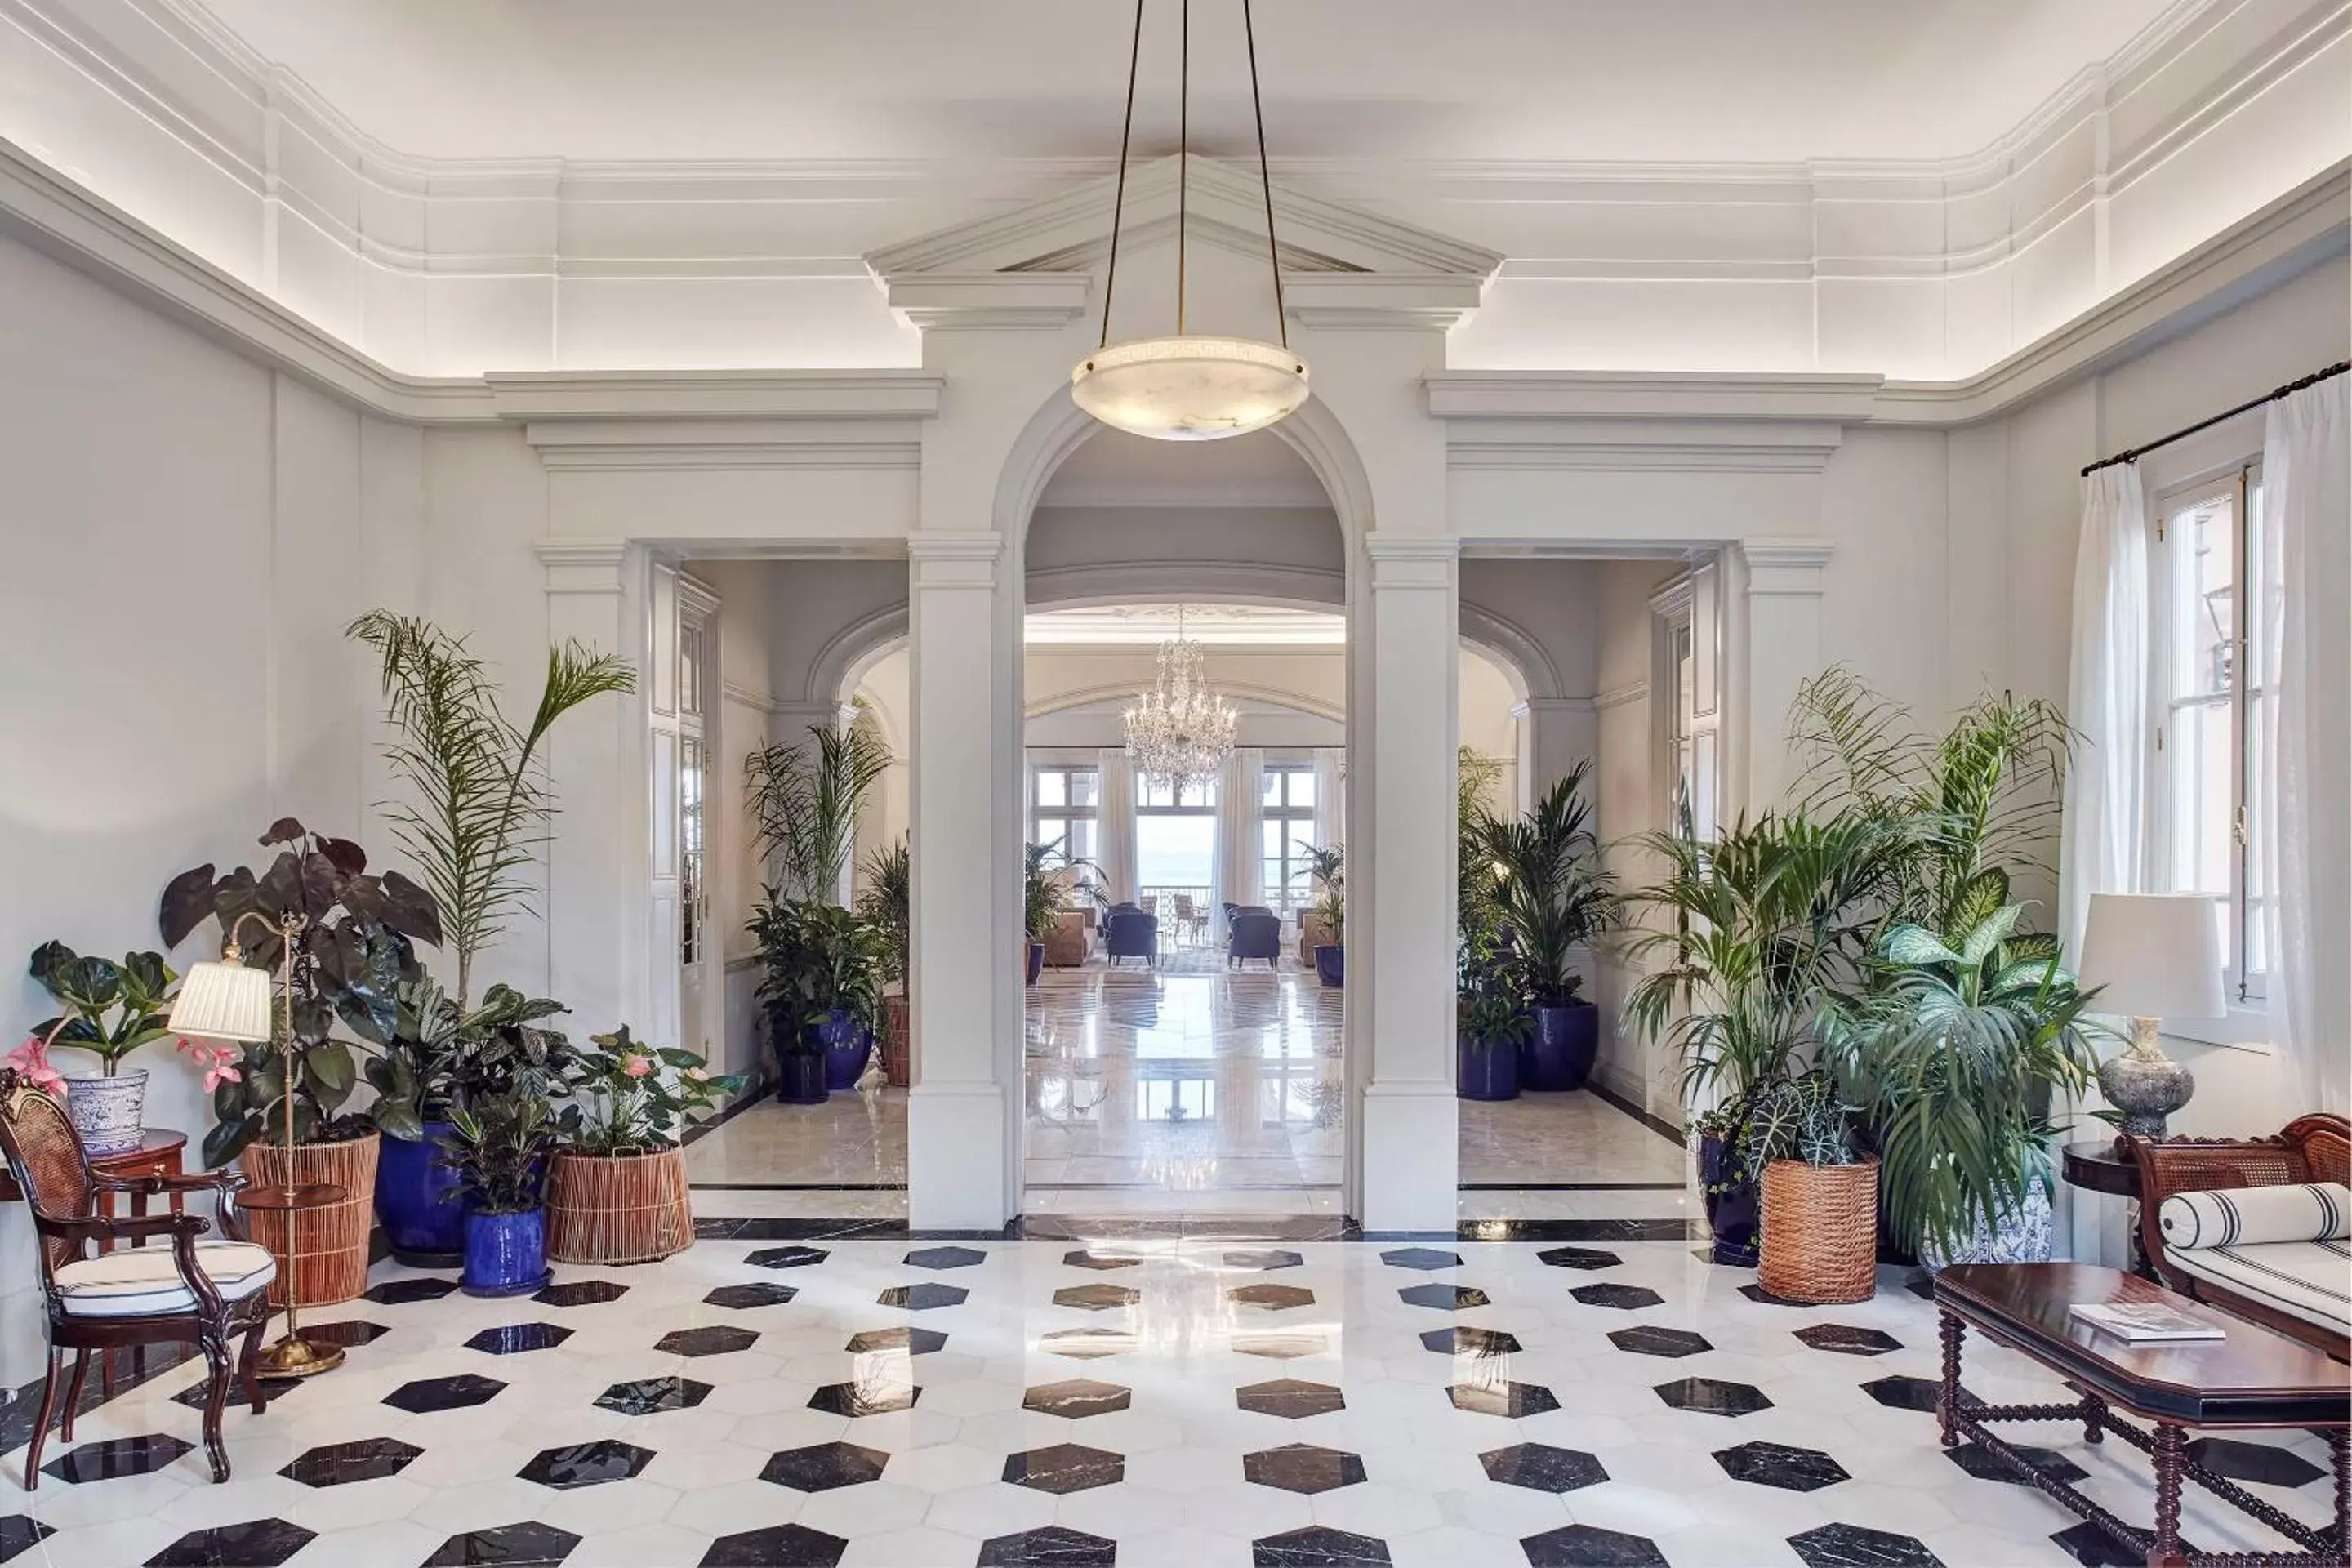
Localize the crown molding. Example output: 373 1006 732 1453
490 370 942 421
882 273 1091 332
1427 371 1882 423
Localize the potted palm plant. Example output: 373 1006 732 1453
857 838 912 1087
1022 840 1065 987
346 612 633 1264
1482 764 1618 1091
439 1090 556 1297
1457 972 1529 1101
1300 842 1345 988
751 898 883 1100
548 1026 743 1264
1746 1070 1876 1303
24 944 179 1155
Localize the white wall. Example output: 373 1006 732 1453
694 559 781 1085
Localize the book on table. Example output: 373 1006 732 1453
2068 1301 2225 1343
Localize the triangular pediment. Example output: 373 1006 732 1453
866 155 1501 283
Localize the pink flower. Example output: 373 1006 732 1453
685 1067 708 1082
621 1054 653 1079
176 1036 243 1094
6 1036 65 1098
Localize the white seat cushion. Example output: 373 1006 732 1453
2164 1238 2351 1336
2159 1182 2350 1250
53 1241 277 1319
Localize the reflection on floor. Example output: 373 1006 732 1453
14 1238 2333 1566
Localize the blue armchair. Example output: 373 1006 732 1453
1226 911 1281 970
1103 904 1159 969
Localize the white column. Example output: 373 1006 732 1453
906 532 1015 1230
536 541 653 1035
1359 535 1461 1232
1735 540 1833 810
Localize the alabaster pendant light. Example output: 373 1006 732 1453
1071 0 1309 442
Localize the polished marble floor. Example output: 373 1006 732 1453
4 1237 2336 1566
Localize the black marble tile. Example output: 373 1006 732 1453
363 1276 457 1304
760 1441 889 1491
1943 1441 2088 1486
465 1322 572 1355
747 1245 832 1269
1251 1525 1392 1566
2049 1521 2200 1567
145 1520 316 1567
1535 1245 1623 1271
656 1325 760 1357
1861 1374 1980 1414
305 1318 390 1348
1229 1283 1316 1312
847 1327 947 1355
705 1282 798 1310
1039 1329 1136 1359
1232 1332 1327 1359
1740 1282 1822 1307
978 1525 1118 1566
594 1375 711 1416
1521 1524 1668 1567
1447 1380 1560 1417
1002 1442 1125 1494
42 1433 193 1484
1793 1323 1903 1356
2185 1435 2328 1488
1479 1442 1606 1493
1570 1282 1664 1311
877 1282 969 1310
1061 1250 1143 1271
531 1279 628 1307
1022 1379 1130 1417
1244 1443 1365 1494
279 1437 423 1486
1653 1377 1772 1417
1223 1249 1305 1270
1053 1283 1142 1311
172 1374 301 1411
0 1516 54 1566
518 1439 655 1490
1420 1326 1521 1357
904 1245 988 1269
808 1379 920 1416
1396 1283 1490 1311
700 1524 849 1567
422 1520 582 1566
1236 1379 1346 1419
1379 1247 1463 1271
1786 1523 1944 1566
1607 1325 1710 1358
1713 1440 1850 1491
384 1374 506 1414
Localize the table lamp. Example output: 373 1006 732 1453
167 911 345 1377
2077 893 2225 1139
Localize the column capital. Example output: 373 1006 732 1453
533 537 631 594
1365 532 1459 589
909 531 1002 586
1740 537 1834 595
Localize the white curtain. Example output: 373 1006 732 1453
2057 463 2149 960
1214 749 1266 936
1096 748 1137 905
2261 379 2351 1113
1312 746 1346 853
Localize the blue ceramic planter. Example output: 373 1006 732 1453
376 1120 467 1263
1313 944 1345 988
1522 1003 1599 1092
1457 1033 1521 1101
1025 942 1045 987
807 1011 874 1092
461 1207 550 1298
1699 1134 1760 1267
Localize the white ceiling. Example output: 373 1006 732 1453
195 0 2179 167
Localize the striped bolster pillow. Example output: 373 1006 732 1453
2159 1183 2351 1250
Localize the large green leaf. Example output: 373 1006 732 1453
203 1112 264 1169
1960 904 2024 966
1882 925 1964 968
158 866 219 948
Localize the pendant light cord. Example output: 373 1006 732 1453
1098 0 1147 353
1241 0 1287 349
1176 0 1190 336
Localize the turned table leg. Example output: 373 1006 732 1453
1936 1310 1963 1449
2149 1420 2188 1568
2332 1428 2349 1561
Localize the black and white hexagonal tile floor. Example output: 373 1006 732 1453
3 1236 2336 1566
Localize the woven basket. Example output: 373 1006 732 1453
880 995 911 1089
242 1129 378 1308
546 1147 693 1265
1757 1156 1878 1304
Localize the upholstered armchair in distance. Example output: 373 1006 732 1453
1227 911 1281 970
1103 905 1159 969
0 1068 278 1487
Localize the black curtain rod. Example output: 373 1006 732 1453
2082 360 2349 477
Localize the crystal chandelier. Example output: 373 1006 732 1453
1071 0 1310 442
1124 607 1240 788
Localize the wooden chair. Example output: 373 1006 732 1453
0 1069 278 1487
2126 1112 2351 1361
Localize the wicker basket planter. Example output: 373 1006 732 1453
880 994 911 1089
1757 1156 1878 1304
242 1129 379 1308
546 1147 694 1265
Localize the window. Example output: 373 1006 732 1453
1136 775 1215 912
1259 764 1317 912
2152 469 2269 1002
1031 764 1100 879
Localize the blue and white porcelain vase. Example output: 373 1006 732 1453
62 1070 148 1156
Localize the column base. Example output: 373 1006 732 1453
1360 1083 1459 1234
907 1080 1012 1232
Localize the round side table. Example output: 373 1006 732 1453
2061 1138 2154 1281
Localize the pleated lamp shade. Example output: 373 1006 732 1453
167 960 275 1043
